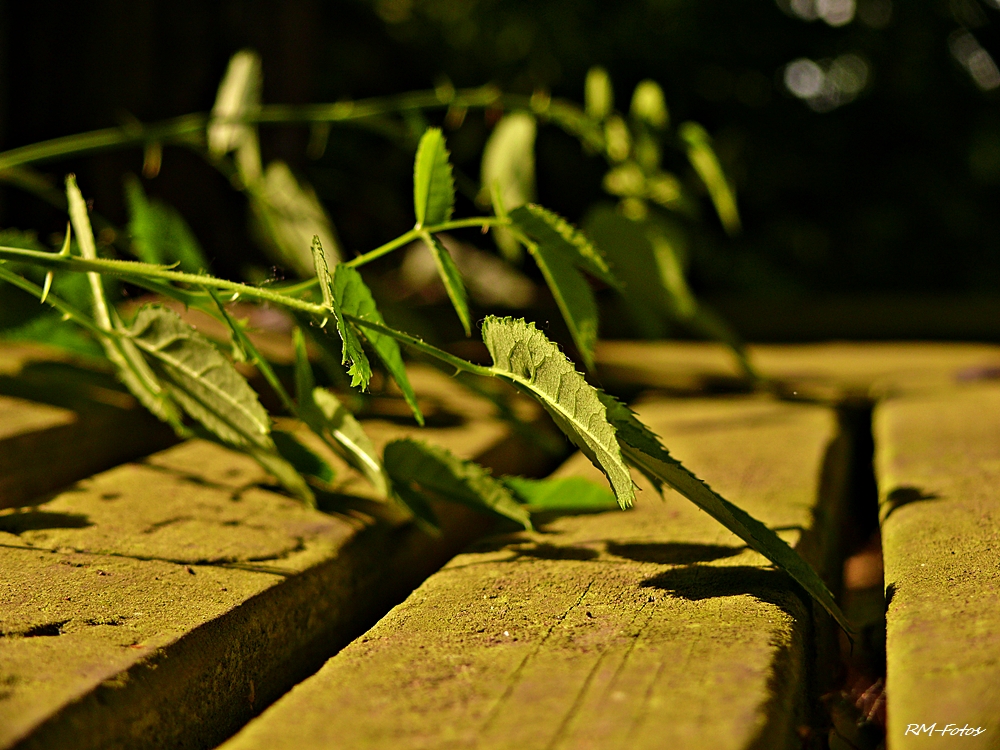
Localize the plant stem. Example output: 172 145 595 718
0 245 328 314
345 217 504 268
346 316 493 378
0 88 522 172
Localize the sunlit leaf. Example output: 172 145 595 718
128 303 313 504
333 265 423 424
509 204 619 369
679 122 741 236
597 390 852 634
480 112 536 262
293 328 388 496
67 176 184 427
481 316 634 507
413 128 455 228
630 80 669 129
585 66 614 121
504 476 618 514
422 232 471 335
208 49 263 183
125 176 209 273
509 203 617 286
384 438 532 530
325 264 371 390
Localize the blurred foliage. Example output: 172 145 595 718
1 0 999 320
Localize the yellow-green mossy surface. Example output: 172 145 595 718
223 396 847 750
875 383 1000 749
0 365 536 750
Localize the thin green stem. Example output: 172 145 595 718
345 217 504 268
345 316 492 378
0 245 328 314
0 88 518 172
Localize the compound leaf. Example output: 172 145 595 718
67 176 183 428
413 128 455 228
481 316 634 508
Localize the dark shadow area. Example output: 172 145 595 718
461 536 600 561
640 564 802 617
884 582 896 611
0 510 92 534
882 486 940 522
607 541 744 565
816 403 887 750
0 362 128 411
1 620 69 638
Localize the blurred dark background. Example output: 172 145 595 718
2 0 1000 340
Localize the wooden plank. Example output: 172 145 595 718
221 396 849 750
596 341 1000 401
0 366 553 750
0 345 176 509
874 384 1000 747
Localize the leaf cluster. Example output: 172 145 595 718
0 54 848 632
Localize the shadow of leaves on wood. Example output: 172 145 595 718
640 564 802 617
882 486 939 522
607 541 745 565
0 511 92 534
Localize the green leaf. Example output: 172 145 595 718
598 391 852 634
509 204 619 369
327 266 371 390
208 49 263 184
422 232 471 335
313 387 389 496
333 265 423 425
310 235 335 313
630 80 669 129
206 289 298 412
127 303 313 504
384 438 532 530
504 476 618 514
510 203 617 285
481 316 634 508
678 122 741 237
585 66 614 121
413 128 455 228
250 161 340 277
125 176 210 273
480 113 536 262
293 328 388 496
67 176 184 427
584 206 686 338
273 430 336 486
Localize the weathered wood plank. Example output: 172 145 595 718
221 396 849 750
0 366 551 750
0 345 176 509
874 384 1000 747
596 341 1000 401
